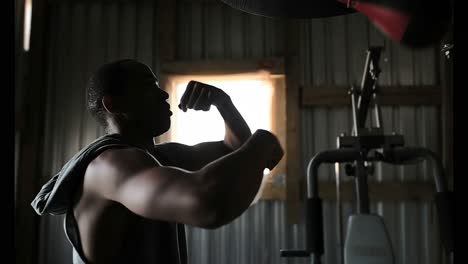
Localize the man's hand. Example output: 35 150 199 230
172 79 252 164
178 81 230 112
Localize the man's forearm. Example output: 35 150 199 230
216 97 252 150
196 131 268 227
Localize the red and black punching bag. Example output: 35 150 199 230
219 0 356 18
338 0 452 48
219 0 452 48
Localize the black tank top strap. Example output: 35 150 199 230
65 207 90 264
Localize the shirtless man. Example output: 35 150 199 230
32 59 283 264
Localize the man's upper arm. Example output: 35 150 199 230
84 147 215 227
156 141 231 171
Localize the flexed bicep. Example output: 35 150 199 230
84 148 216 227
155 142 231 171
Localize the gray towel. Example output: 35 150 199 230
31 134 131 216
31 134 187 264
31 134 133 263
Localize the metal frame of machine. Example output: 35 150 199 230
280 47 453 264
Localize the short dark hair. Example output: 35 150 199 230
87 59 144 126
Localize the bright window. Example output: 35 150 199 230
161 72 286 202
172 79 273 146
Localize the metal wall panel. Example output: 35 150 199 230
38 2 444 264
176 1 284 60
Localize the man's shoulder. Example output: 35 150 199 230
154 141 192 153
94 146 157 167
81 146 164 201
86 147 158 182
154 141 185 148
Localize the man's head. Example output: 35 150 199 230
87 59 172 136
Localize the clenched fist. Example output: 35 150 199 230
178 81 230 112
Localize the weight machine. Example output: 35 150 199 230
280 47 453 264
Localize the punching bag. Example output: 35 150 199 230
219 0 356 18
220 0 452 48
338 0 452 48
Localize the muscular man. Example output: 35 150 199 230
32 59 283 264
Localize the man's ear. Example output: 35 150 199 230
102 96 115 114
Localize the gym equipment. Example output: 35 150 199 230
220 0 452 48
279 47 453 264
336 0 451 48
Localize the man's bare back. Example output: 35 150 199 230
74 187 184 264
72 145 191 264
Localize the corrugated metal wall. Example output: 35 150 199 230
38 1 444 264
176 0 284 60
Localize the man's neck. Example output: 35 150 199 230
107 126 155 150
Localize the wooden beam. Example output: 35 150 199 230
259 76 287 201
161 58 285 75
261 182 286 200
284 20 301 224
318 182 436 202
301 85 442 107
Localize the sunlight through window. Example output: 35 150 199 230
164 73 283 204
172 79 273 147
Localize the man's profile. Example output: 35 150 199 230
31 59 283 264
